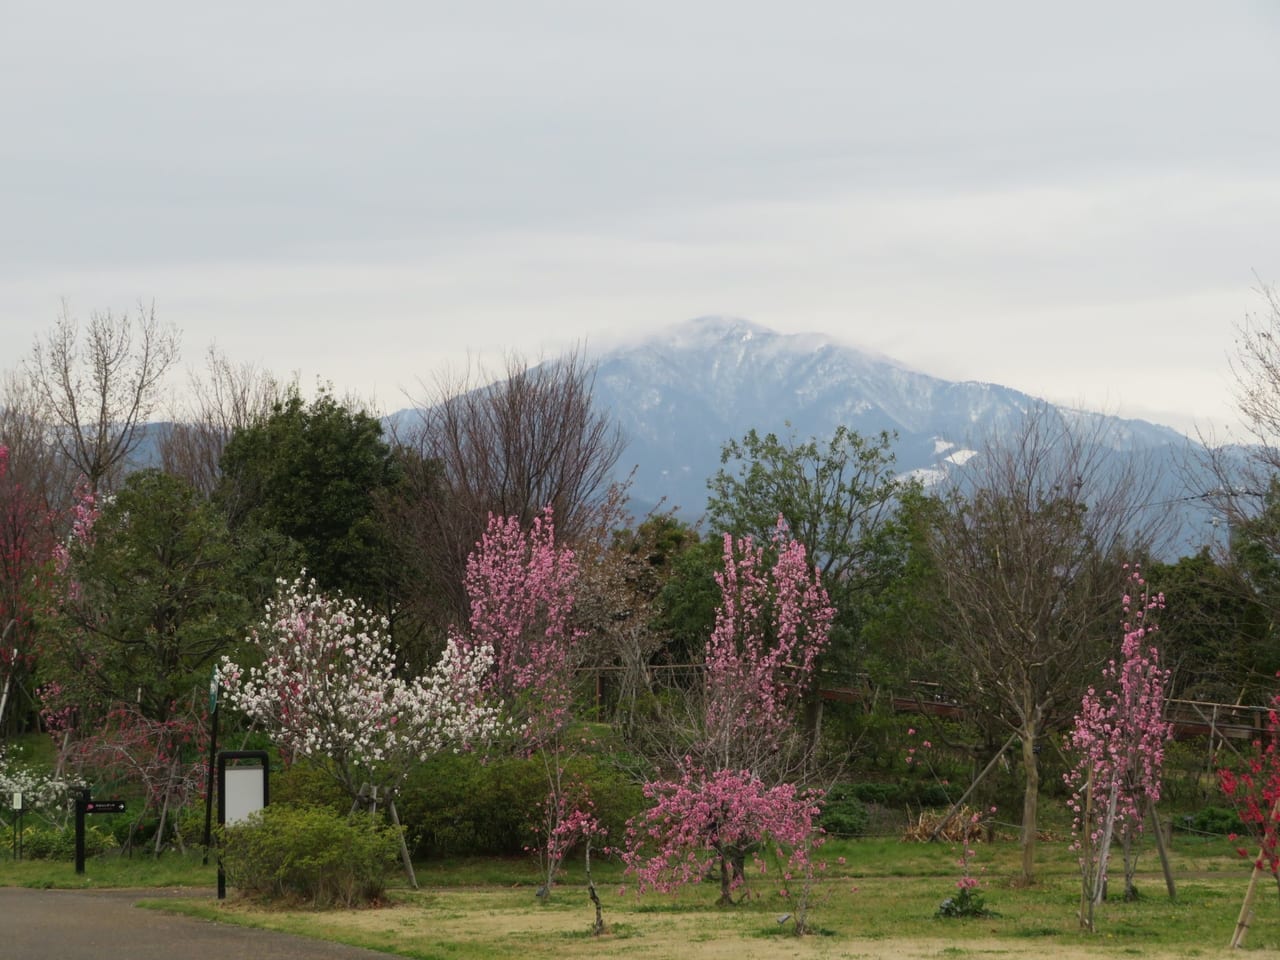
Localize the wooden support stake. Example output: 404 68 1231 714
387 797 418 891
1147 798 1176 901
929 731 1018 841
1231 858 1263 949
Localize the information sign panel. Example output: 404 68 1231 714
224 767 265 825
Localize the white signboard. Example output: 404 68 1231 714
224 766 266 825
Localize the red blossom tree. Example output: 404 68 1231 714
0 444 60 733
67 700 209 855
1220 704 1280 872
1219 692 1280 947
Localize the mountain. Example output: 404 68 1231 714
585 316 1213 553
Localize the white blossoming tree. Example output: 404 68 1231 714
218 574 503 886
0 743 78 830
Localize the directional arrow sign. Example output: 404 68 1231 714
85 800 126 814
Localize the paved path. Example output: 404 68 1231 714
0 888 400 960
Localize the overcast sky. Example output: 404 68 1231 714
4 1 1278 437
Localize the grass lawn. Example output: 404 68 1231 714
4 831 1276 958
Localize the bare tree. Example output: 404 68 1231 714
0 368 76 508
25 303 180 492
925 402 1169 885
1198 284 1280 573
1228 284 1280 455
159 345 285 499
387 350 626 628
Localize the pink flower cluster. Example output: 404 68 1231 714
703 518 834 760
1064 565 1171 897
458 507 580 745
621 760 822 901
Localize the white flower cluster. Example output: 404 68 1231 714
0 745 77 826
219 576 504 793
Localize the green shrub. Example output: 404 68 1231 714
20 824 117 860
271 760 350 814
849 782 903 806
218 804 399 907
913 783 954 808
937 885 996 919
1186 805 1245 837
396 753 538 856
108 817 138 848
397 752 645 858
173 804 212 850
820 785 871 837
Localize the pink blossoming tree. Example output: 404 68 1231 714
458 508 579 745
622 763 822 909
699 520 835 777
1064 564 1172 931
456 507 588 899
535 785 610 933
624 519 833 930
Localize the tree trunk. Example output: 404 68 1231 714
1093 786 1120 906
1122 826 1137 901
1079 766 1096 931
1019 726 1039 885
153 752 183 858
0 670 11 735
585 839 604 936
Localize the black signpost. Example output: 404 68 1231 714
202 667 219 866
73 787 126 874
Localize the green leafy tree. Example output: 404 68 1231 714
854 485 948 687
707 425 906 583
654 534 723 667
1147 549 1273 702
43 469 254 721
217 386 401 606
706 426 916 686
